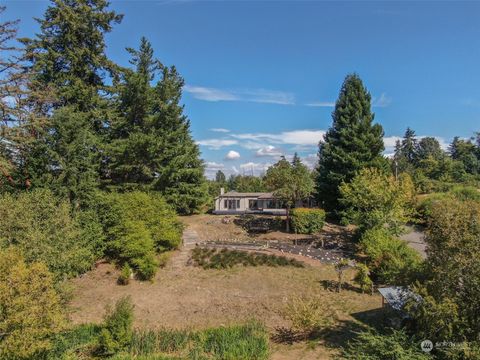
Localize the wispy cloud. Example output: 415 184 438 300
196 139 238 150
305 101 335 107
255 145 284 157
204 161 225 179
184 85 295 105
372 93 392 107
239 161 272 176
210 128 230 133
224 150 241 160
231 130 326 146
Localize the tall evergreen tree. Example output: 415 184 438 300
316 73 385 213
150 66 207 214
108 37 161 188
21 0 122 205
393 127 418 174
108 38 207 213
215 170 226 183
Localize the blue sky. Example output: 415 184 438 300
3 0 480 178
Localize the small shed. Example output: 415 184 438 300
378 286 418 311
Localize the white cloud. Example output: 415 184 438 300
231 166 239 174
239 161 272 176
372 93 392 107
184 85 295 105
184 85 238 102
205 161 224 170
255 145 284 157
225 150 241 160
302 153 318 169
383 136 402 149
305 101 335 107
231 130 325 147
210 128 230 133
204 161 225 179
196 139 238 150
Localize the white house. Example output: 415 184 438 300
213 188 287 215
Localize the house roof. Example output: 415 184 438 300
217 191 275 198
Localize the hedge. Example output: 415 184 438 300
290 208 326 234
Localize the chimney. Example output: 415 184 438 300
220 187 225 195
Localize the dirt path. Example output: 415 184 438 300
169 228 200 270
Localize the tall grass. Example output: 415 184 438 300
47 320 269 359
192 247 304 269
129 320 269 360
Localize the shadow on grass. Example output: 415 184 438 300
319 279 365 294
272 307 392 350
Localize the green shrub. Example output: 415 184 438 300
191 247 304 269
417 186 480 223
99 192 182 280
290 208 326 234
283 296 337 336
99 191 182 252
118 264 132 285
343 329 430 360
47 324 102 360
98 297 134 356
449 185 480 201
353 263 373 294
360 228 422 285
0 248 65 360
0 189 97 279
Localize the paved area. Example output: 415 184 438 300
399 226 427 259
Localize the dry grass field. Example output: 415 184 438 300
68 214 385 359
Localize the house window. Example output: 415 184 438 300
249 200 258 209
237 199 240 208
224 200 227 208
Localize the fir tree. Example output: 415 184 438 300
316 73 385 213
215 170 226 183
21 0 122 205
150 65 207 214
107 37 161 188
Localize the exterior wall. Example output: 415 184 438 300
213 196 287 215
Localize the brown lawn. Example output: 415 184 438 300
68 214 383 359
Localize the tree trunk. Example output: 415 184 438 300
286 206 290 232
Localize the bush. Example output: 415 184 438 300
343 329 430 360
283 296 337 336
0 248 65 359
353 263 373 294
449 185 480 201
99 192 182 280
118 264 132 285
0 189 98 279
416 186 480 223
339 168 415 235
98 297 134 356
360 228 422 285
290 208 326 234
